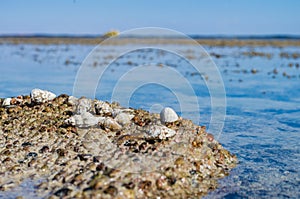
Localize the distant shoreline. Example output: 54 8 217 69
1 33 300 39
1 36 300 46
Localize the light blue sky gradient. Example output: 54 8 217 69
1 0 299 35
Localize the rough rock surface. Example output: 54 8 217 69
0 90 237 198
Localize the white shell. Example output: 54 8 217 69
76 98 92 114
112 108 134 117
65 112 103 128
100 117 122 131
94 101 113 115
65 112 121 131
68 96 78 106
2 98 12 106
115 112 134 125
160 107 178 123
148 125 176 139
30 89 56 103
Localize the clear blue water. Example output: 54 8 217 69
0 43 299 198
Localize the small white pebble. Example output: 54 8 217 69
160 107 178 123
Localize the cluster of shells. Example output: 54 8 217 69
0 89 237 198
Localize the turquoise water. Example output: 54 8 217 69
0 43 299 198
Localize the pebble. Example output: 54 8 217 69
30 88 56 103
160 107 179 123
148 125 176 139
2 98 12 106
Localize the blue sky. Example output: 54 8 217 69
0 0 299 35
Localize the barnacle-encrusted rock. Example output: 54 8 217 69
0 90 237 199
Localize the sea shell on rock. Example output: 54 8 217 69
66 112 121 130
94 101 113 115
147 125 176 139
2 98 12 107
30 88 56 103
76 97 92 114
115 112 134 125
67 96 78 106
160 107 178 123
99 117 122 131
65 112 103 128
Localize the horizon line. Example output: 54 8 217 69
1 33 300 40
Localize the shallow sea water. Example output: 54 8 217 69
0 42 299 198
